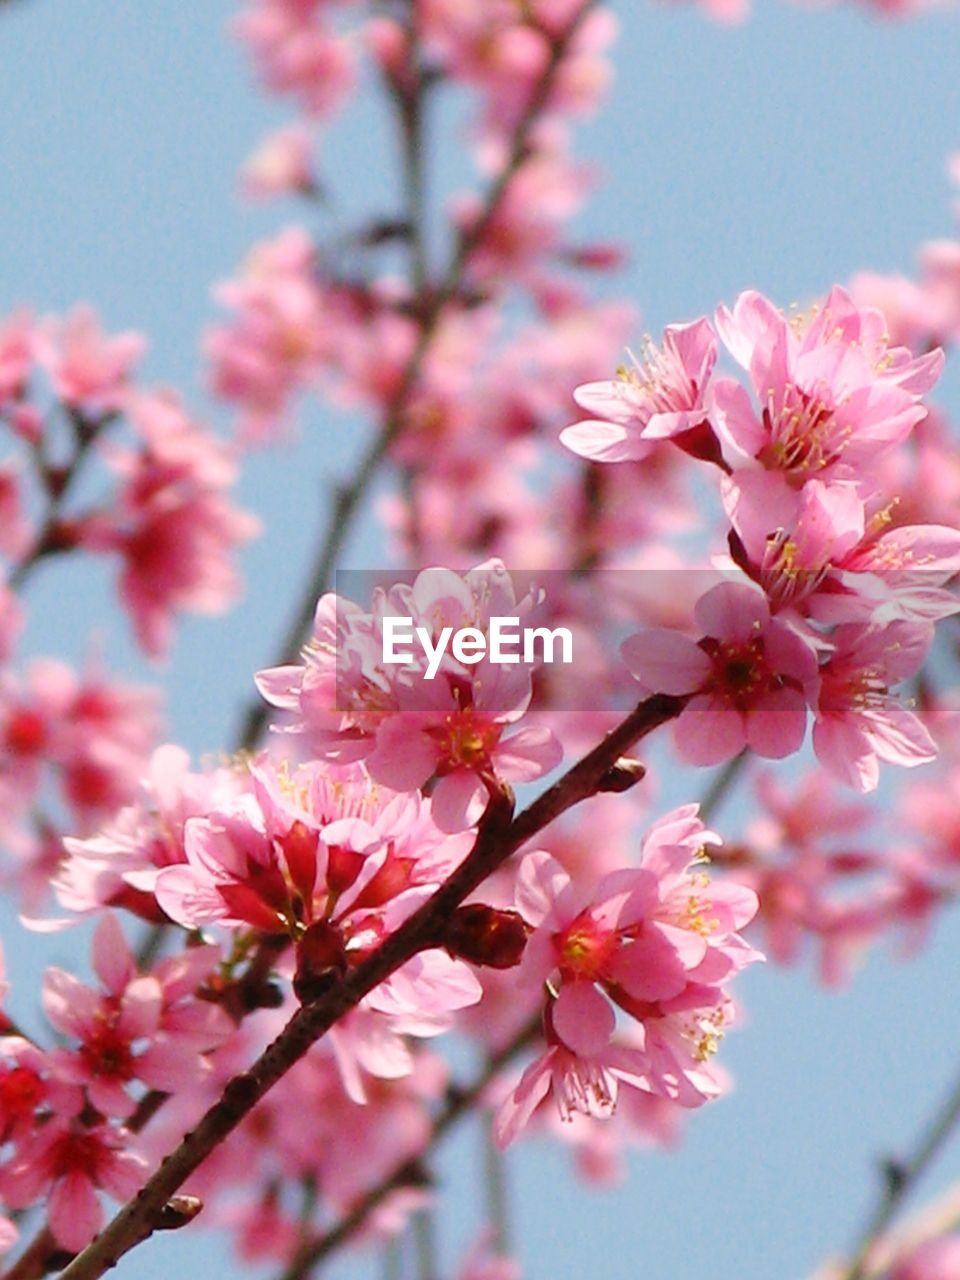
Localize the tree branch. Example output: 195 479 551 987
840 1061 960 1280
233 0 598 753
55 692 681 1280
277 1015 541 1280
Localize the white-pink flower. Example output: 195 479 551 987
712 286 942 489
496 808 760 1144
561 318 717 462
812 621 937 791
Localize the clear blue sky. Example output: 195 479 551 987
2 2 960 1278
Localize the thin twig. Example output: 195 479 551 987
7 412 110 593
841 1061 960 1280
278 1016 542 1280
233 1 598 753
482 1122 511 1256
699 751 749 825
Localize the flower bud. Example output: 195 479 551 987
442 904 528 969
293 920 347 1004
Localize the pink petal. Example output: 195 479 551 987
621 629 710 695
552 982 615 1056
430 771 485 833
91 914 135 995
744 686 808 759
674 697 746 766
48 1172 102 1253
494 1051 553 1149
694 581 769 643
812 716 879 792
493 725 563 782
560 419 646 463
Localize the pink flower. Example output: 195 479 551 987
206 229 331 440
43 915 231 1118
561 318 718 462
712 287 942 490
812 621 937 791
0 307 34 405
153 760 481 1095
82 392 259 655
257 561 562 830
622 581 818 764
155 759 472 937
0 1117 146 1252
57 744 246 920
37 304 144 414
725 471 960 622
0 658 160 841
496 808 760 1143
234 2 355 119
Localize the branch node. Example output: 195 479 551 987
154 1196 204 1232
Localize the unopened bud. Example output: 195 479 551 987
293 920 347 1004
443 904 528 969
155 1195 203 1231
596 757 646 793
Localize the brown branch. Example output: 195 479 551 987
6 411 112 593
277 1015 541 1280
233 0 598 753
54 692 681 1280
4 1232 65 1280
278 726 749 1278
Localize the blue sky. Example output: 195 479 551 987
2 1 960 1277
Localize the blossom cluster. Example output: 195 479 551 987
1 0 960 1276
565 286 958 792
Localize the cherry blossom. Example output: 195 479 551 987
560 318 718 461
496 808 760 1142
622 580 819 764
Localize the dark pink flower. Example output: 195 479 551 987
43 915 230 1118
622 581 818 764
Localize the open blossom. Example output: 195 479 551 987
496 808 760 1144
42 915 232 1118
36 304 145 414
257 560 562 830
0 1117 146 1252
206 228 334 441
724 471 960 623
80 392 260 655
560 318 718 461
153 759 481 1091
622 580 819 764
711 287 942 493
153 758 472 938
0 658 161 839
812 620 936 791
56 744 246 920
